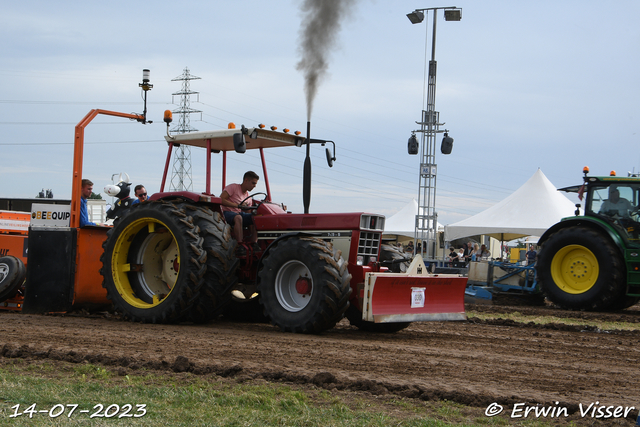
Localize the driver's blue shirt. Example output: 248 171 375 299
80 197 96 227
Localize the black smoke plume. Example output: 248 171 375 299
296 0 357 120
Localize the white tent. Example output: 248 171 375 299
383 199 444 238
444 169 576 242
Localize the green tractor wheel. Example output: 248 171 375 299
100 201 206 323
537 226 626 310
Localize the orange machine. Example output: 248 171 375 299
0 70 152 314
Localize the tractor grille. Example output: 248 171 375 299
358 231 381 263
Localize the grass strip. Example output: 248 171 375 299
467 310 640 332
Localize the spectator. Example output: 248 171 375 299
471 243 480 261
448 247 457 262
406 241 414 254
526 245 537 265
464 241 473 262
479 244 491 260
80 179 96 227
132 185 149 205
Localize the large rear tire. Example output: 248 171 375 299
536 226 625 310
0 256 26 302
183 205 239 323
257 237 351 333
100 201 206 323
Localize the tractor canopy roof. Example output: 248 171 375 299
585 176 640 184
559 175 640 193
164 127 305 151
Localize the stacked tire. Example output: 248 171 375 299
0 256 26 303
100 201 237 323
183 205 238 323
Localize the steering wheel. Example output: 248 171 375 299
238 192 268 211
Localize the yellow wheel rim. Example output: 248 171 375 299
111 218 180 309
550 244 599 294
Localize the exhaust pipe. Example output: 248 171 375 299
303 121 312 214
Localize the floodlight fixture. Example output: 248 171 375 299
406 10 425 24
444 9 462 21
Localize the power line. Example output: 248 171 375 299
0 139 161 146
0 100 166 105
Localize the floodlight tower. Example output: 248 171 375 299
406 6 461 260
169 67 202 192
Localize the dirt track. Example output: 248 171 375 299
1 304 639 423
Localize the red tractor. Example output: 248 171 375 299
99 112 467 333
0 73 466 333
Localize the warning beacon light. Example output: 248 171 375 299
137 69 153 124
139 69 153 91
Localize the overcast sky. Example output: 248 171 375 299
1 0 639 225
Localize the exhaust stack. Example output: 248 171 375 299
303 121 312 214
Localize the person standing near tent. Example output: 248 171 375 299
470 243 480 261
464 242 473 262
406 241 414 254
448 247 457 263
480 244 491 260
526 245 537 265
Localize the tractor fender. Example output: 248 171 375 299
149 191 202 203
539 216 626 255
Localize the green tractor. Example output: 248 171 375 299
536 167 640 310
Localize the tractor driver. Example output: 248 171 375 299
220 171 260 254
599 185 633 218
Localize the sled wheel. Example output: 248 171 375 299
183 205 239 323
536 226 625 310
0 256 26 302
345 304 411 333
258 237 351 333
100 200 206 323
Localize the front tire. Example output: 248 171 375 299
258 237 351 333
100 201 206 323
536 226 625 310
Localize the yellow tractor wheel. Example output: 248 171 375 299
100 201 206 323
